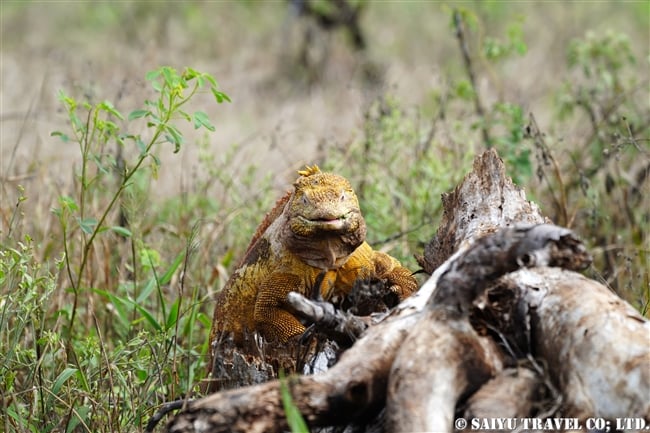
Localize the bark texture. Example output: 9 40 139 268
516 267 650 419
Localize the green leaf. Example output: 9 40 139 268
95 288 162 332
51 131 70 143
152 80 162 92
91 154 110 175
93 288 131 331
136 368 148 382
161 66 176 87
103 120 119 133
128 109 150 120
5 406 28 431
57 89 77 111
514 40 527 55
193 111 215 131
158 250 185 286
132 302 162 332
70 112 85 133
135 137 147 155
139 278 158 306
166 298 180 330
165 125 184 153
197 312 212 329
145 69 162 82
279 371 309 433
136 251 185 304
178 110 192 122
66 406 91 433
211 88 231 103
184 67 199 80
454 79 476 101
77 217 98 234
203 74 218 88
98 100 124 119
140 247 161 270
110 226 132 237
150 153 161 167
52 367 79 395
59 195 79 212
146 116 161 127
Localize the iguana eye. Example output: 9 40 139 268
340 191 347 201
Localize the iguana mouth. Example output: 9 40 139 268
315 218 345 230
312 216 345 223
299 214 349 230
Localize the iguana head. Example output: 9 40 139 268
285 165 367 268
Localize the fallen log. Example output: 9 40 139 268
163 149 649 432
463 366 544 421
516 267 650 419
386 224 591 433
386 309 504 433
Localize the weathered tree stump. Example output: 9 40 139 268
161 149 649 433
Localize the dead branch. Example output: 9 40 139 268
417 148 549 274
464 366 544 420
385 224 591 433
386 310 504 432
287 291 369 343
431 224 591 315
515 267 650 419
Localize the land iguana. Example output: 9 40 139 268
207 165 418 372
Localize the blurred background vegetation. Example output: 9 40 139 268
1 1 648 432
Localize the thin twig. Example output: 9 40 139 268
453 9 491 147
526 113 569 226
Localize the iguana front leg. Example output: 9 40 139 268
372 251 418 299
253 272 307 342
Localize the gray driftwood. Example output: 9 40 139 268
163 149 649 433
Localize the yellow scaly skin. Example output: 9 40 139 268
208 165 417 348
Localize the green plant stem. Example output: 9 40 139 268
5 192 24 241
79 109 94 223
69 91 178 332
65 70 214 345
67 109 94 335
62 218 80 322
34 325 46 425
130 237 138 328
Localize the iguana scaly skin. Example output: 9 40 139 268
209 165 418 346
